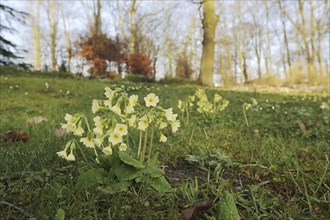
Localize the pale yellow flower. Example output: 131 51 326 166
102 146 113 155
159 121 168 129
159 133 167 143
219 100 229 111
144 93 159 107
243 103 251 110
320 102 329 110
178 100 183 110
111 101 122 115
93 116 102 127
73 126 84 136
188 95 195 102
138 115 149 131
129 95 138 106
104 87 116 99
114 123 128 136
171 120 180 133
64 113 74 124
56 149 68 159
80 137 95 148
94 137 103 147
119 143 128 151
164 108 177 122
61 123 76 133
108 132 122 145
195 89 206 98
93 125 103 135
214 94 222 103
67 151 76 161
127 115 137 127
251 98 258 105
104 99 112 107
125 103 134 113
92 100 100 113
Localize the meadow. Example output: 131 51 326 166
0 67 329 219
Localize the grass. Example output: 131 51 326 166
0 67 329 219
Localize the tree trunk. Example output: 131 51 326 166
129 0 136 54
199 0 219 87
48 1 57 72
92 0 101 36
238 37 244 84
226 41 232 84
255 48 261 79
30 0 42 71
265 1 272 73
298 0 312 64
243 54 248 82
277 0 291 69
116 0 127 41
61 5 72 72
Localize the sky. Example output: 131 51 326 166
1 0 329 83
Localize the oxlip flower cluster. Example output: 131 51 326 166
56 140 77 161
178 89 229 123
320 102 329 110
61 113 85 136
57 86 180 163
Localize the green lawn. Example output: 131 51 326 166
1 67 329 219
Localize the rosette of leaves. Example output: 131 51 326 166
77 152 171 193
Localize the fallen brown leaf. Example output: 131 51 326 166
27 116 48 124
181 199 213 220
54 127 67 137
298 122 307 132
4 131 29 143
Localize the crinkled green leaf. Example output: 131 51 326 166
118 151 145 168
147 152 159 167
115 164 141 181
149 176 172 193
97 181 131 194
142 167 164 178
218 191 240 220
77 168 106 189
54 208 65 220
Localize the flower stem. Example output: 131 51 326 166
243 105 249 127
188 124 196 145
186 106 189 124
140 128 148 162
137 130 143 158
148 125 154 160
75 140 88 163
84 115 91 131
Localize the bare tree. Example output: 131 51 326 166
47 0 58 71
30 0 42 71
60 3 72 72
199 0 219 86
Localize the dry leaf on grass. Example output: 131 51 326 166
181 199 213 220
4 130 29 143
27 116 48 124
298 122 307 132
54 127 67 137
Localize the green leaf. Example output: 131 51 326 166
118 151 145 168
218 191 241 220
77 168 106 189
142 167 164 178
147 152 159 167
149 176 172 193
54 208 65 220
98 181 131 194
115 164 141 181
